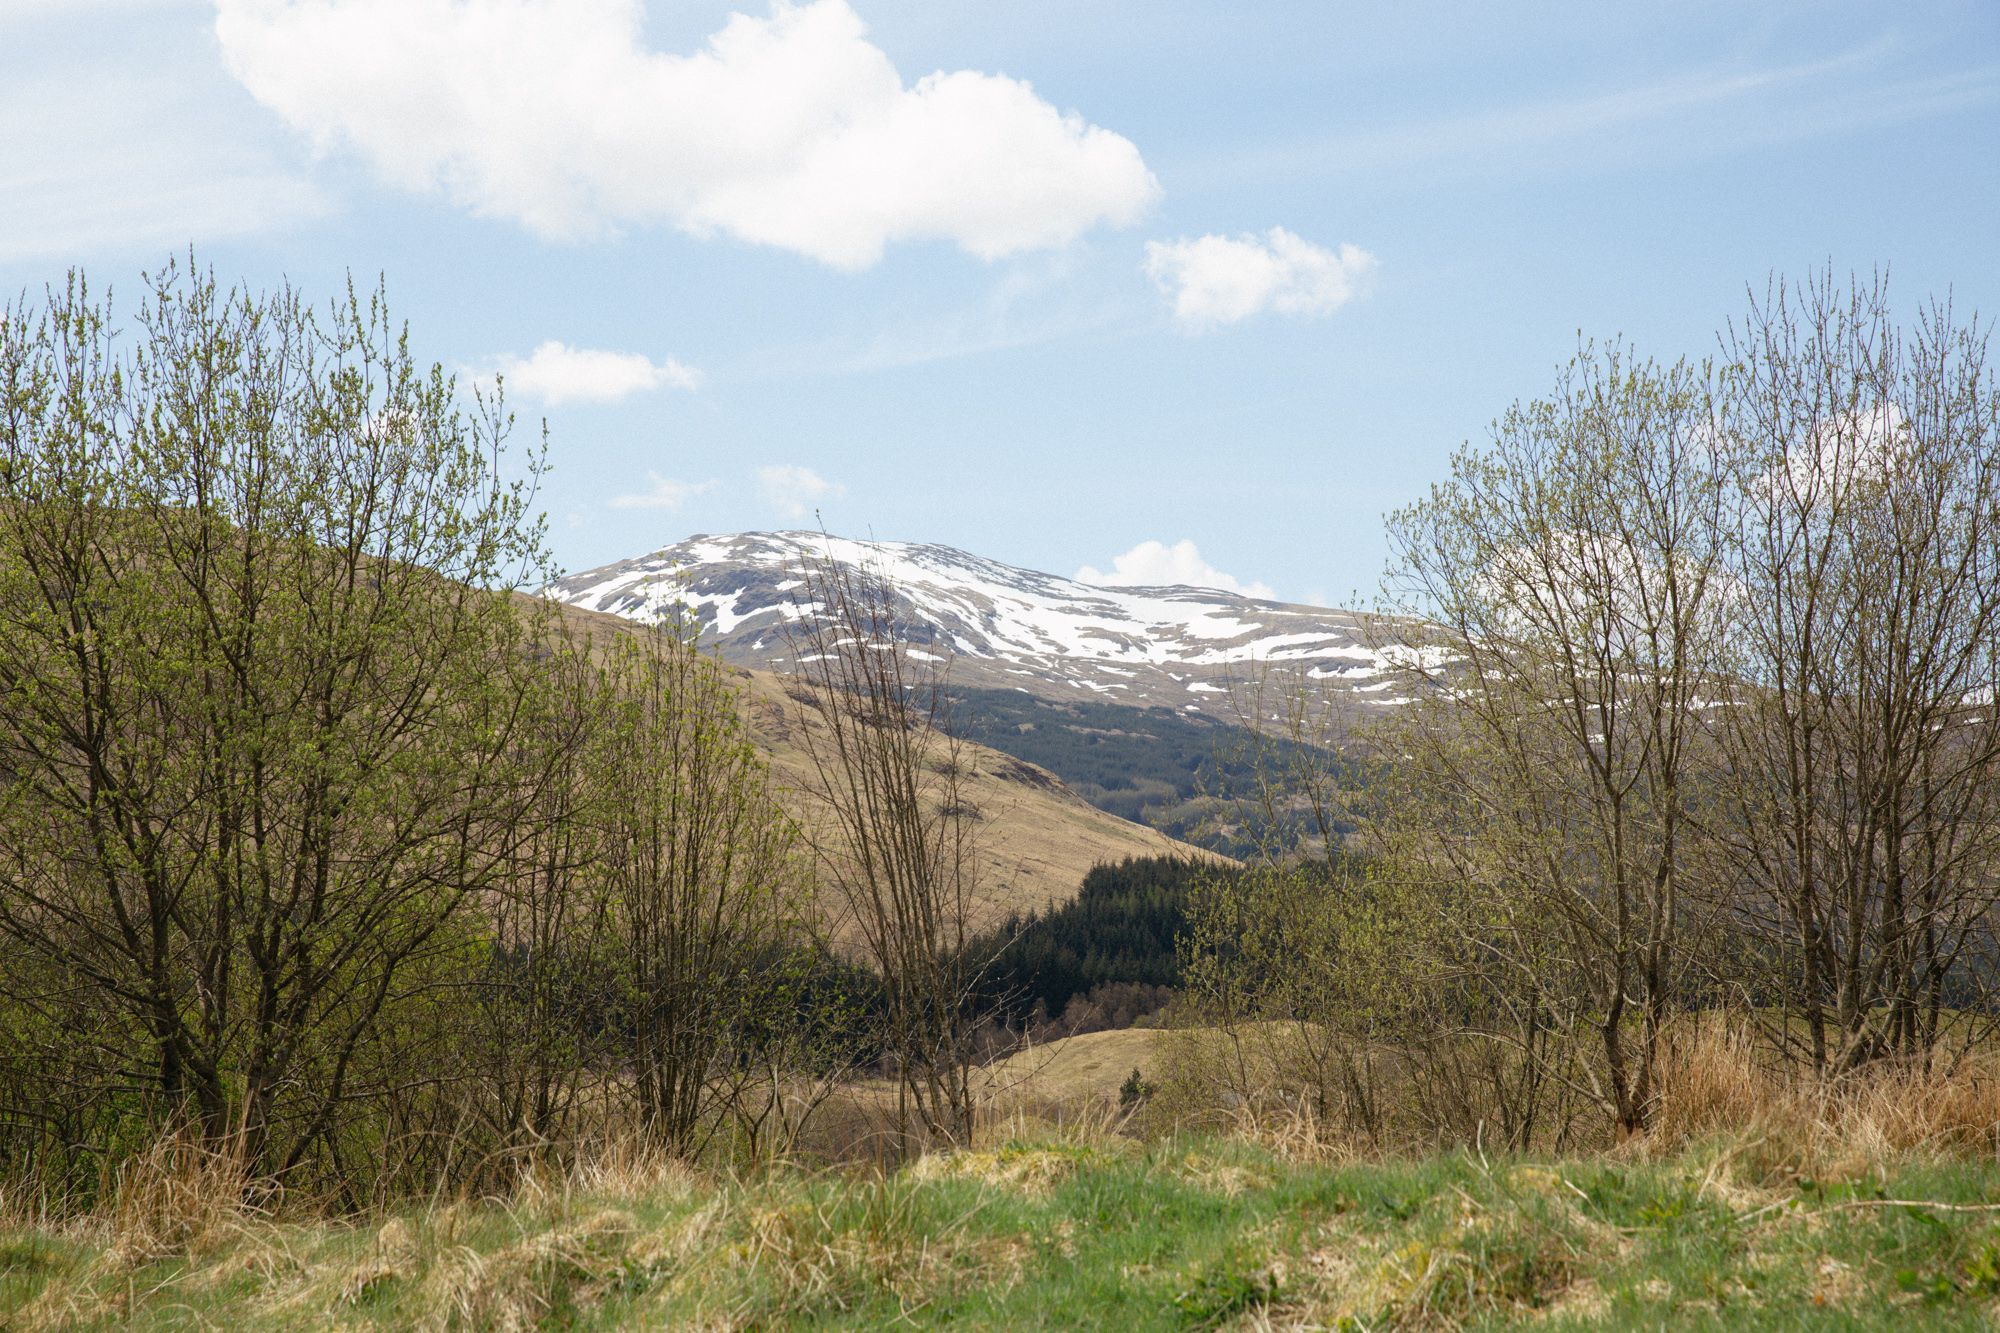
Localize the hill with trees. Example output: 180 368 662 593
941 686 1348 854
969 855 1233 1036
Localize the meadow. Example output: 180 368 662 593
10 1029 2000 1331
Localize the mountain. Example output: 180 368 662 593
546 531 1427 713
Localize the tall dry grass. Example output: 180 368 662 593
12 1019 2000 1275
1137 1012 2000 1175
100 1127 261 1266
13 1041 2000 1330
1650 1019 2000 1178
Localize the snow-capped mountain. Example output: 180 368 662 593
547 532 1433 712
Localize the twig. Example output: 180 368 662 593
1739 1197 2000 1226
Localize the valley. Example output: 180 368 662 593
548 531 1389 851
547 599 1217 924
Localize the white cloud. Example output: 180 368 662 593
608 473 716 511
212 0 1159 270
1751 401 1911 507
493 341 701 405
1143 227 1376 329
758 464 844 519
1077 539 1277 600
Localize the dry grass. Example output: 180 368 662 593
423 1207 642 1332
11 1109 2000 1329
1138 1012 2000 1179
975 1026 1170 1103
568 1144 703 1208
101 1128 261 1267
1652 1019 2000 1180
904 1106 1140 1198
14 1027 2000 1327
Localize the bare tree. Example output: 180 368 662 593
1174 272 2000 1144
784 542 983 1153
1710 271 2000 1071
1170 666 1401 1139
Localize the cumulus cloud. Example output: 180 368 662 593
1077 539 1277 600
212 0 1159 269
1754 402 1911 506
759 464 844 519
493 341 701 405
608 473 716 511
1144 226 1376 329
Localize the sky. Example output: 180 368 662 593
4 0 1997 606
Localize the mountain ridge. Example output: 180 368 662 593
546 530 1431 712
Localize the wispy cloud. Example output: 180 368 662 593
758 465 844 520
756 255 1135 379
1184 41 2000 189
608 473 716 511
0 57 324 263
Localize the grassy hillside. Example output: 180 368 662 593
548 602 1221 924
736 670 1221 925
9 1127 2000 1329
942 686 1344 854
978 1027 1169 1101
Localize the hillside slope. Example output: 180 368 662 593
733 668 1218 924
550 601 1218 922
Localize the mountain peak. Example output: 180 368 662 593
547 531 1412 711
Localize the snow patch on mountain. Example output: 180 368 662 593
547 531 1437 710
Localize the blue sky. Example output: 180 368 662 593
5 0 1997 605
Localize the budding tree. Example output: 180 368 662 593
1709 271 2000 1070
1379 343 1728 1135
0 261 556 1182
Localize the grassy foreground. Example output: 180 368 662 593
8 1132 2000 1330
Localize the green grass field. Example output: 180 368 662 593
9 1130 2000 1329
